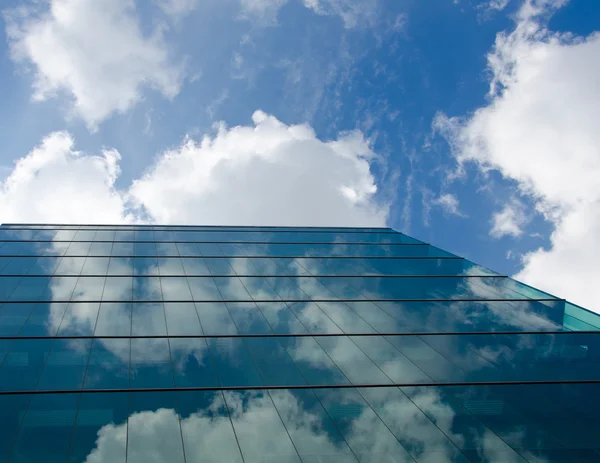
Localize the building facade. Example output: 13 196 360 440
0 223 599 462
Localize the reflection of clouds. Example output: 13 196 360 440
82 388 536 462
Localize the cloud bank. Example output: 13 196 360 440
435 0 600 310
0 111 388 227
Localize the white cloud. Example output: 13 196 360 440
433 193 464 217
0 111 387 227
434 0 600 311
129 110 388 226
0 131 131 224
490 199 528 238
4 0 184 129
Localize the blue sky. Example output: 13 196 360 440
0 0 599 311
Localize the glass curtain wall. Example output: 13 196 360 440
0 223 599 462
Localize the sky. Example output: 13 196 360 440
0 0 599 312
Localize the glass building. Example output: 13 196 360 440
0 223 599 462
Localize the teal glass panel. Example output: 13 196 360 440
84 338 130 389
67 392 128 463
0 338 52 390
7 393 78 463
37 338 92 390
127 392 185 463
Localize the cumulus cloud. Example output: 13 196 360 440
0 131 131 224
4 0 184 129
434 0 600 311
0 111 387 227
129 110 387 225
490 199 528 238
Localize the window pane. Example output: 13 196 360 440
7 393 78 463
84 338 130 389
127 392 185 463
67 392 128 463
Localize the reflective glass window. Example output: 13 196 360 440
195 302 238 334
80 256 110 275
164 302 203 335
226 301 273 334
182 257 211 275
130 338 174 388
84 338 130 389
207 338 263 386
7 393 78 463
21 302 68 337
177 390 243 462
95 303 131 336
0 338 53 391
127 392 185 463
67 392 128 463
0 303 36 335
223 390 301 462
132 302 166 335
37 338 92 390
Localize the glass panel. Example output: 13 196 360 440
315 337 392 385
207 338 263 387
1 257 37 274
255 301 308 334
164 302 203 335
158 257 185 275
71 276 105 300
7 393 78 463
84 338 130 389
95 303 131 336
131 302 166 335
187 277 222 300
108 256 133 275
244 337 306 385
170 338 219 387
133 276 162 300
223 390 301 462
130 338 174 388
101 276 132 300
67 392 128 463
37 338 92 390
0 303 36 335
0 395 31 461
225 301 273 334
161 276 193 300
80 256 110 275
182 257 211 275
21 302 68 336
178 390 244 462
127 392 185 463
132 257 159 275
87 241 113 256
195 302 238 334
0 338 53 391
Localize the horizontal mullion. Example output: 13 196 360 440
2 273 502 278
1 330 596 340
1 224 395 232
0 298 563 304
1 379 599 396
0 255 462 259
0 240 422 245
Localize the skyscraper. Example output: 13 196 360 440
0 223 599 462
